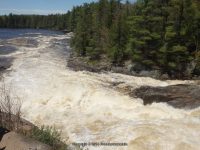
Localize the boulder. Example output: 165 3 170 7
160 74 169 80
139 70 161 78
131 63 147 73
0 46 17 55
0 132 52 150
193 62 200 76
7 38 38 48
111 66 130 74
0 57 13 72
67 56 111 72
133 84 200 109
0 128 9 141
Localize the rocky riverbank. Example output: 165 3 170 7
133 84 200 109
0 112 72 150
68 54 200 110
67 53 111 72
0 130 52 150
67 56 164 79
67 54 200 80
0 112 53 150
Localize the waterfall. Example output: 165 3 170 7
1 29 200 150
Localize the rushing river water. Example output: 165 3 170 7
0 29 200 150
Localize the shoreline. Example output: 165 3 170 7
67 53 200 81
67 53 200 110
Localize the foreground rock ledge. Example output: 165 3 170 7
0 131 52 150
134 84 200 109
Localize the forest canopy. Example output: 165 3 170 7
0 13 71 30
0 0 200 78
70 0 200 78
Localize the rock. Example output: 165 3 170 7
0 46 17 55
131 63 147 73
0 57 13 76
7 38 38 48
185 60 197 77
192 76 200 80
111 66 130 74
0 57 13 71
193 62 200 76
0 128 9 141
133 84 200 109
194 80 200 85
124 60 133 72
0 112 36 132
139 70 161 78
0 132 53 150
160 74 169 80
67 56 111 72
127 64 134 72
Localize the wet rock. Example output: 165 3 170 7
138 70 161 78
0 128 9 141
68 54 195 80
0 46 17 55
193 61 200 76
0 57 13 74
131 63 147 73
67 56 111 72
134 84 200 109
192 76 200 80
111 81 125 87
7 38 38 48
185 60 197 77
111 66 130 74
0 132 52 150
127 64 134 72
160 74 169 80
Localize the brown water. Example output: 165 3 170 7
1 29 200 150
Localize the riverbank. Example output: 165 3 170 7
67 53 200 110
1 29 200 150
133 84 200 109
0 111 74 150
67 53 200 80
67 55 162 79
0 112 53 150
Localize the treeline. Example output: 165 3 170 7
0 0 200 78
71 0 200 78
0 13 72 30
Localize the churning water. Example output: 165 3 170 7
0 29 200 150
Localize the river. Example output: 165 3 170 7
0 29 200 150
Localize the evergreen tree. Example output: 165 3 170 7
1 0 199 78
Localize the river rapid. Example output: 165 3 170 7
0 29 200 150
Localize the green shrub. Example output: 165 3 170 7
30 125 67 150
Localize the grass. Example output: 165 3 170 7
0 79 22 131
29 125 83 150
0 79 82 150
30 125 67 150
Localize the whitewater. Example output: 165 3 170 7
1 30 200 150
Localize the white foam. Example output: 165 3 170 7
2 33 200 150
